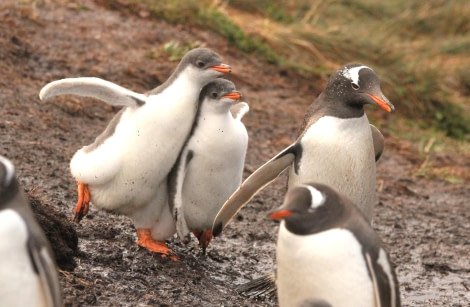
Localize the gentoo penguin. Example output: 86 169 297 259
0 156 62 307
213 63 394 236
168 79 249 253
271 183 400 307
39 48 231 260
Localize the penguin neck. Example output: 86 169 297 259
194 105 233 133
284 205 351 236
160 71 203 104
298 92 365 137
147 66 204 102
321 93 365 119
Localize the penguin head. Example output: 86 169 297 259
325 63 394 113
269 183 349 235
0 155 17 207
179 48 232 83
199 79 242 113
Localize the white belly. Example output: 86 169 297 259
71 90 197 213
0 210 48 307
276 223 375 307
289 115 376 221
182 117 248 231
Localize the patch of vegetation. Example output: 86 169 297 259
102 0 470 139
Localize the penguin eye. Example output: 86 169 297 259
351 82 360 90
211 92 218 98
196 60 205 68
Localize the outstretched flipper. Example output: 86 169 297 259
39 77 147 107
230 102 249 121
212 145 297 236
370 125 384 162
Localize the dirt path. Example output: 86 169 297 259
1 1 469 306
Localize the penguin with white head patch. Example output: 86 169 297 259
270 183 401 307
40 48 231 260
213 63 393 295
168 78 249 253
0 156 62 307
213 63 394 236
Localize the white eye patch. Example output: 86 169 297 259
341 65 371 85
303 185 326 209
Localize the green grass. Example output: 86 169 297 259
102 0 470 139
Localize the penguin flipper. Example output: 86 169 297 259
212 145 296 236
370 125 384 162
364 252 383 307
39 77 146 107
230 102 249 121
28 240 62 307
168 149 192 243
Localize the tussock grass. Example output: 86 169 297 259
104 0 469 139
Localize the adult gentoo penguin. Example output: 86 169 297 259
213 63 394 236
40 48 231 259
0 156 62 307
168 78 249 253
271 183 400 307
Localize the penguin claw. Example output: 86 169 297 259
73 181 90 223
136 229 179 261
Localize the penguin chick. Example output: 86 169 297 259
169 79 249 253
213 63 394 236
270 183 401 307
0 156 62 307
39 47 231 260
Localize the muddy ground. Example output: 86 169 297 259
1 1 469 306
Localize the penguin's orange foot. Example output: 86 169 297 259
193 230 213 254
136 228 179 261
73 181 90 223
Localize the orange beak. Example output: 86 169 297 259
269 209 293 220
223 92 241 100
210 64 232 74
367 94 394 113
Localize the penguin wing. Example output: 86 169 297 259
28 236 62 307
39 77 147 107
168 148 192 243
230 102 249 121
212 144 297 236
364 250 400 307
370 125 384 162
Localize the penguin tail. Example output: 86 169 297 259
236 272 276 300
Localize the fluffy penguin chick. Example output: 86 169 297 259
271 183 401 307
0 156 62 307
213 63 394 236
169 79 249 252
39 48 231 260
